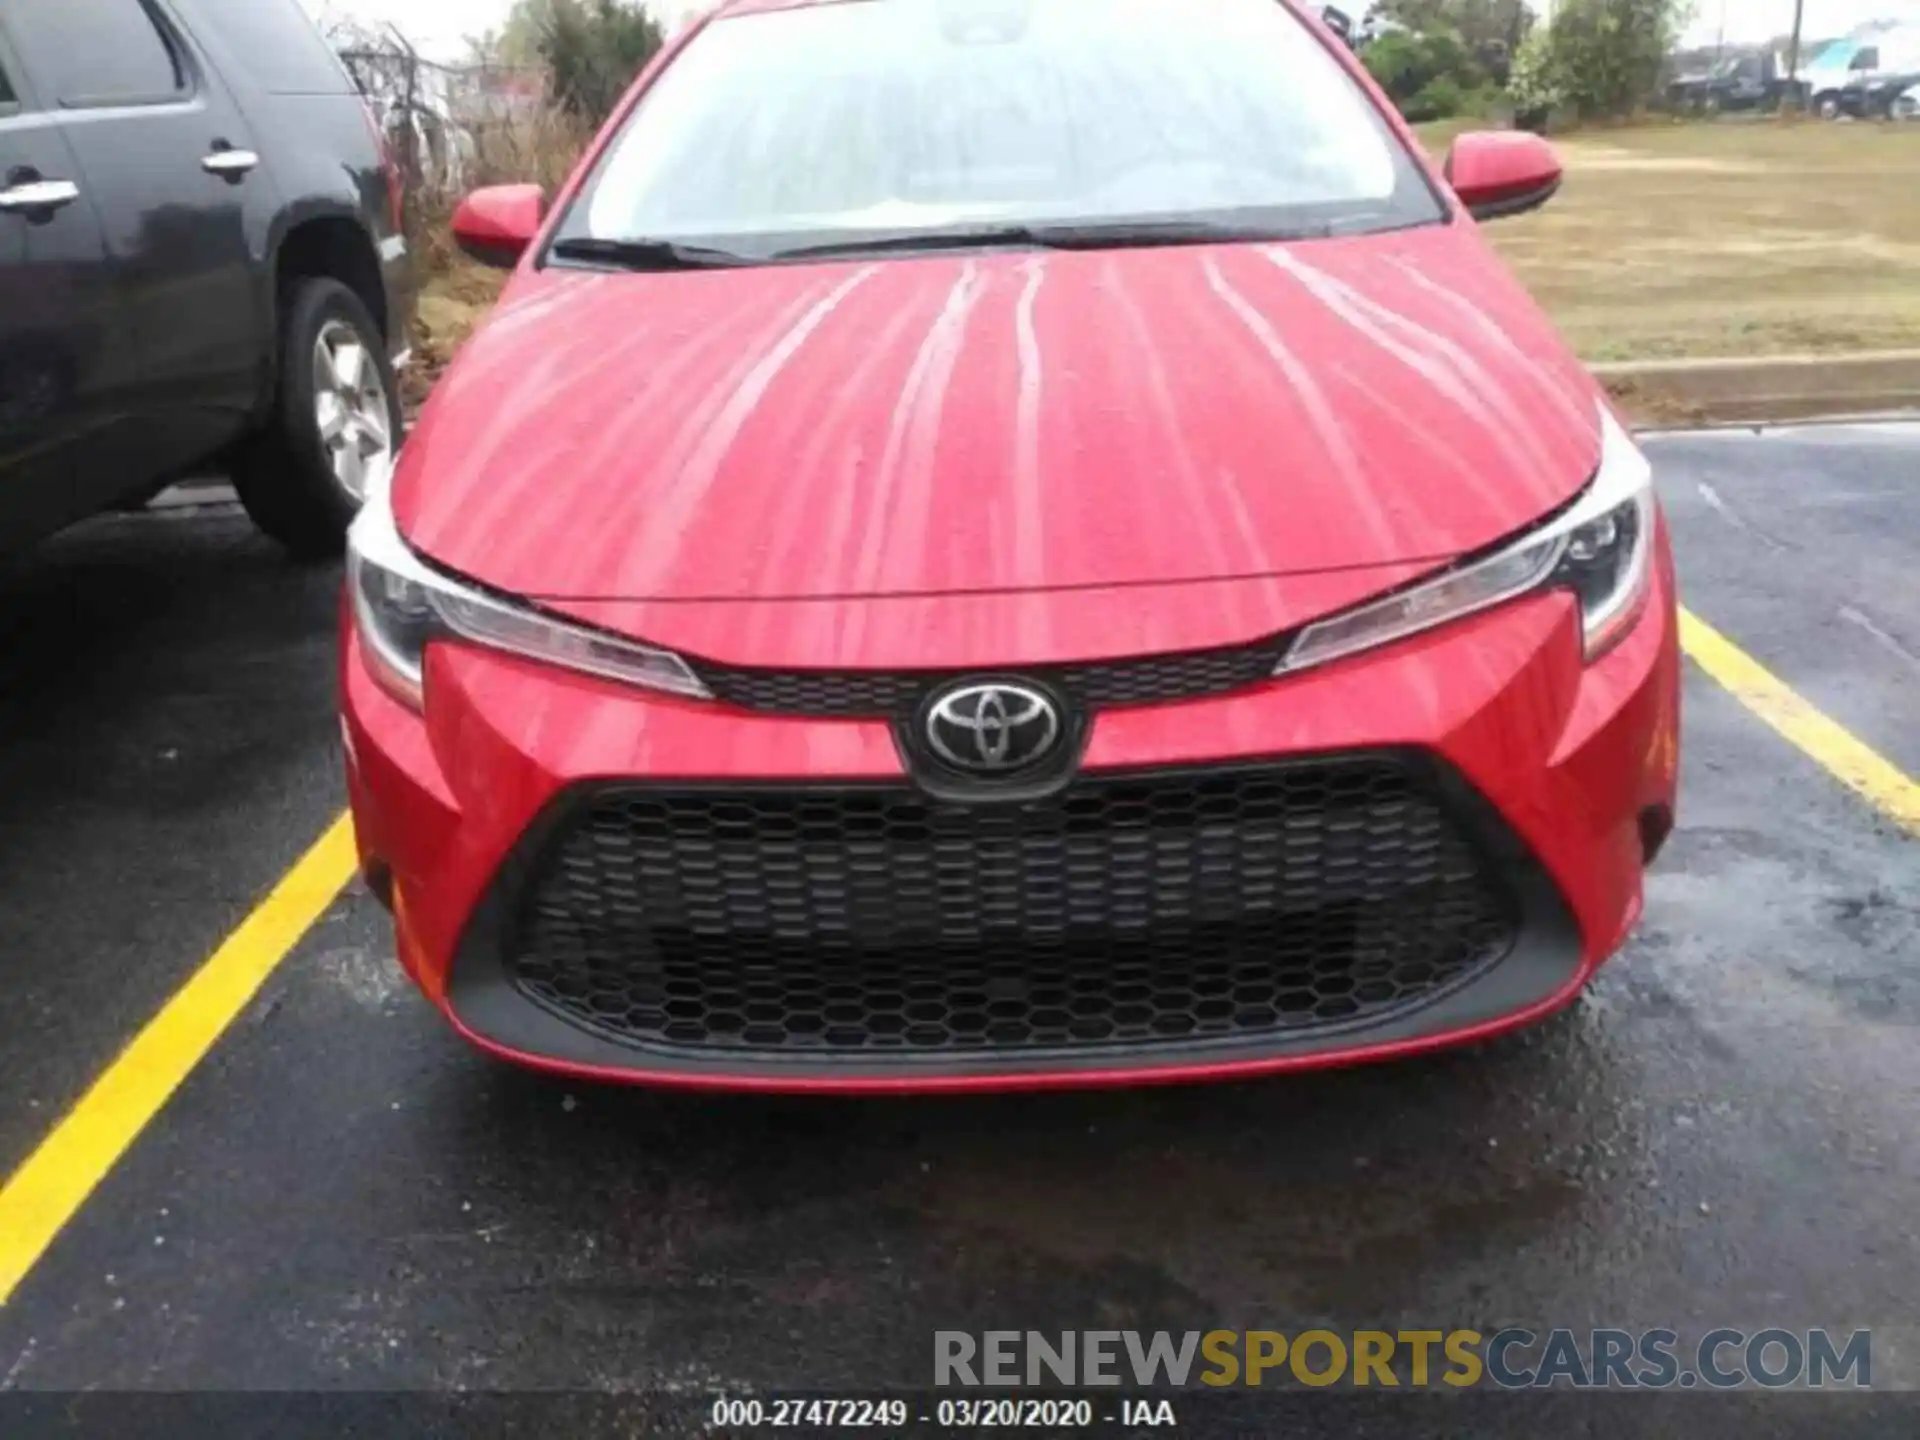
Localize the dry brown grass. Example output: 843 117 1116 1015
407 260 507 408
1434 120 1920 361
402 107 590 404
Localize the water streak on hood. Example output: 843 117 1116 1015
396 226 1601 624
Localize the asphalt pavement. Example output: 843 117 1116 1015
0 426 1915 1435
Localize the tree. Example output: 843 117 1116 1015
1544 0 1690 118
538 0 665 124
1378 0 1530 48
1376 0 1533 80
1367 31 1477 97
491 0 563 68
1505 25 1564 129
1363 28 1495 120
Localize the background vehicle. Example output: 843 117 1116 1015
1844 65 1920 117
0 0 410 559
1667 50 1793 114
1804 27 1920 117
1801 37 1866 116
1897 80 1920 118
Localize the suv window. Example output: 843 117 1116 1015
0 59 16 108
8 0 185 108
1853 48 1880 71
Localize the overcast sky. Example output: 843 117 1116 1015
1677 0 1920 44
303 0 1920 62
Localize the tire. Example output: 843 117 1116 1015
233 277 401 560
1815 91 1843 120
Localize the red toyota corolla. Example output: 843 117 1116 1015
341 0 1681 1094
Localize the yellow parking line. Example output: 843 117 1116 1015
1681 608 1920 835
0 813 355 1306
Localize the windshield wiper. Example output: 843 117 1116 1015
1033 218 1340 247
556 216 1368 271
549 236 756 270
771 217 1341 262
773 223 1063 261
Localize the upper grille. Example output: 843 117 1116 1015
500 757 1519 1062
694 641 1286 718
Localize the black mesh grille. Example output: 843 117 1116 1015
695 642 1285 717
501 758 1520 1061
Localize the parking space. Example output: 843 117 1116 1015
0 508 346 1183
1656 425 1920 776
0 429 1915 1415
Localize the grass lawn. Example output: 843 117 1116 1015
1424 120 1920 362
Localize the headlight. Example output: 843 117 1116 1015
346 474 711 711
1276 402 1655 677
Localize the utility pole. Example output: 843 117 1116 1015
1787 0 1806 87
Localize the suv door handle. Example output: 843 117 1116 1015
0 179 81 214
202 148 260 180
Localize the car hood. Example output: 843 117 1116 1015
397 225 1601 606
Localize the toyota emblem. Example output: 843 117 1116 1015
923 682 1063 775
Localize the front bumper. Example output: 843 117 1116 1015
341 541 1680 1094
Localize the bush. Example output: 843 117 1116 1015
1403 75 1471 122
1504 25 1564 129
1539 0 1682 120
1364 32 1432 98
403 102 595 405
1374 0 1533 81
1363 29 1490 120
1367 31 1476 98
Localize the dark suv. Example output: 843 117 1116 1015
0 0 410 558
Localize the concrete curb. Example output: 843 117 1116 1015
1591 350 1920 427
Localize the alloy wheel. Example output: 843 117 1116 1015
312 319 394 504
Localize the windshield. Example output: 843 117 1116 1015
553 0 1442 262
1803 40 1859 75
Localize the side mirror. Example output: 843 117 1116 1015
451 184 546 269
1444 131 1563 222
